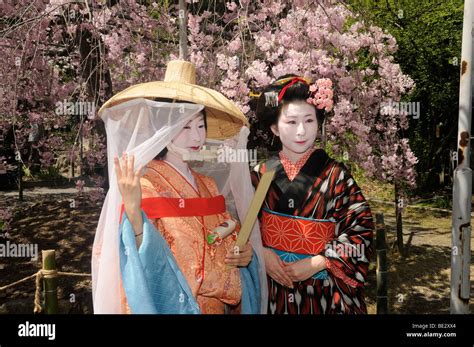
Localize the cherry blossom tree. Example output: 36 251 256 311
0 0 176 199
0 0 418 203
185 0 418 188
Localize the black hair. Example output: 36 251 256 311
251 74 325 151
152 98 207 160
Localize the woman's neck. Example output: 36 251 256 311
281 145 314 164
163 151 190 176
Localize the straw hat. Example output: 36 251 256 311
98 60 249 140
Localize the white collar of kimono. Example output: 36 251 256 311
163 158 197 190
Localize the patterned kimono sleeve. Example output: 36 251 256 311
250 168 260 188
119 176 159 314
321 163 374 288
250 167 264 221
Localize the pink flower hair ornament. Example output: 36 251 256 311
250 76 334 112
306 78 334 112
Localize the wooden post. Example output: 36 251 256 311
42 250 58 314
376 213 388 314
79 116 84 177
71 153 75 178
394 183 405 257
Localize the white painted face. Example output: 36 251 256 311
270 100 318 155
171 112 206 152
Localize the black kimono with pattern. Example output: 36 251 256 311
251 148 374 314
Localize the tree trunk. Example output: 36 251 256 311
178 0 188 60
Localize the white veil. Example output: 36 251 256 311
92 98 268 314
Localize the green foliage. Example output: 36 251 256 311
348 0 464 193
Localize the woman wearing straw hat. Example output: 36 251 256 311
92 60 266 314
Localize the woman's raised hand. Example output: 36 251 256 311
114 152 144 218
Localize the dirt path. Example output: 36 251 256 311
0 188 99 314
365 201 474 314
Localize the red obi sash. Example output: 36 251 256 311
120 195 226 221
261 208 336 255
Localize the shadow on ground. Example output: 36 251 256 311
366 201 474 314
1 194 473 314
0 193 99 314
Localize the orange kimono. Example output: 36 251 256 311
124 159 242 314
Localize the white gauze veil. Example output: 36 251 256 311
92 98 268 313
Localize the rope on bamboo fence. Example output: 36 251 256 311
0 270 91 313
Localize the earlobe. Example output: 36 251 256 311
270 124 279 136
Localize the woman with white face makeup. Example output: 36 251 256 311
250 75 374 314
115 109 253 314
